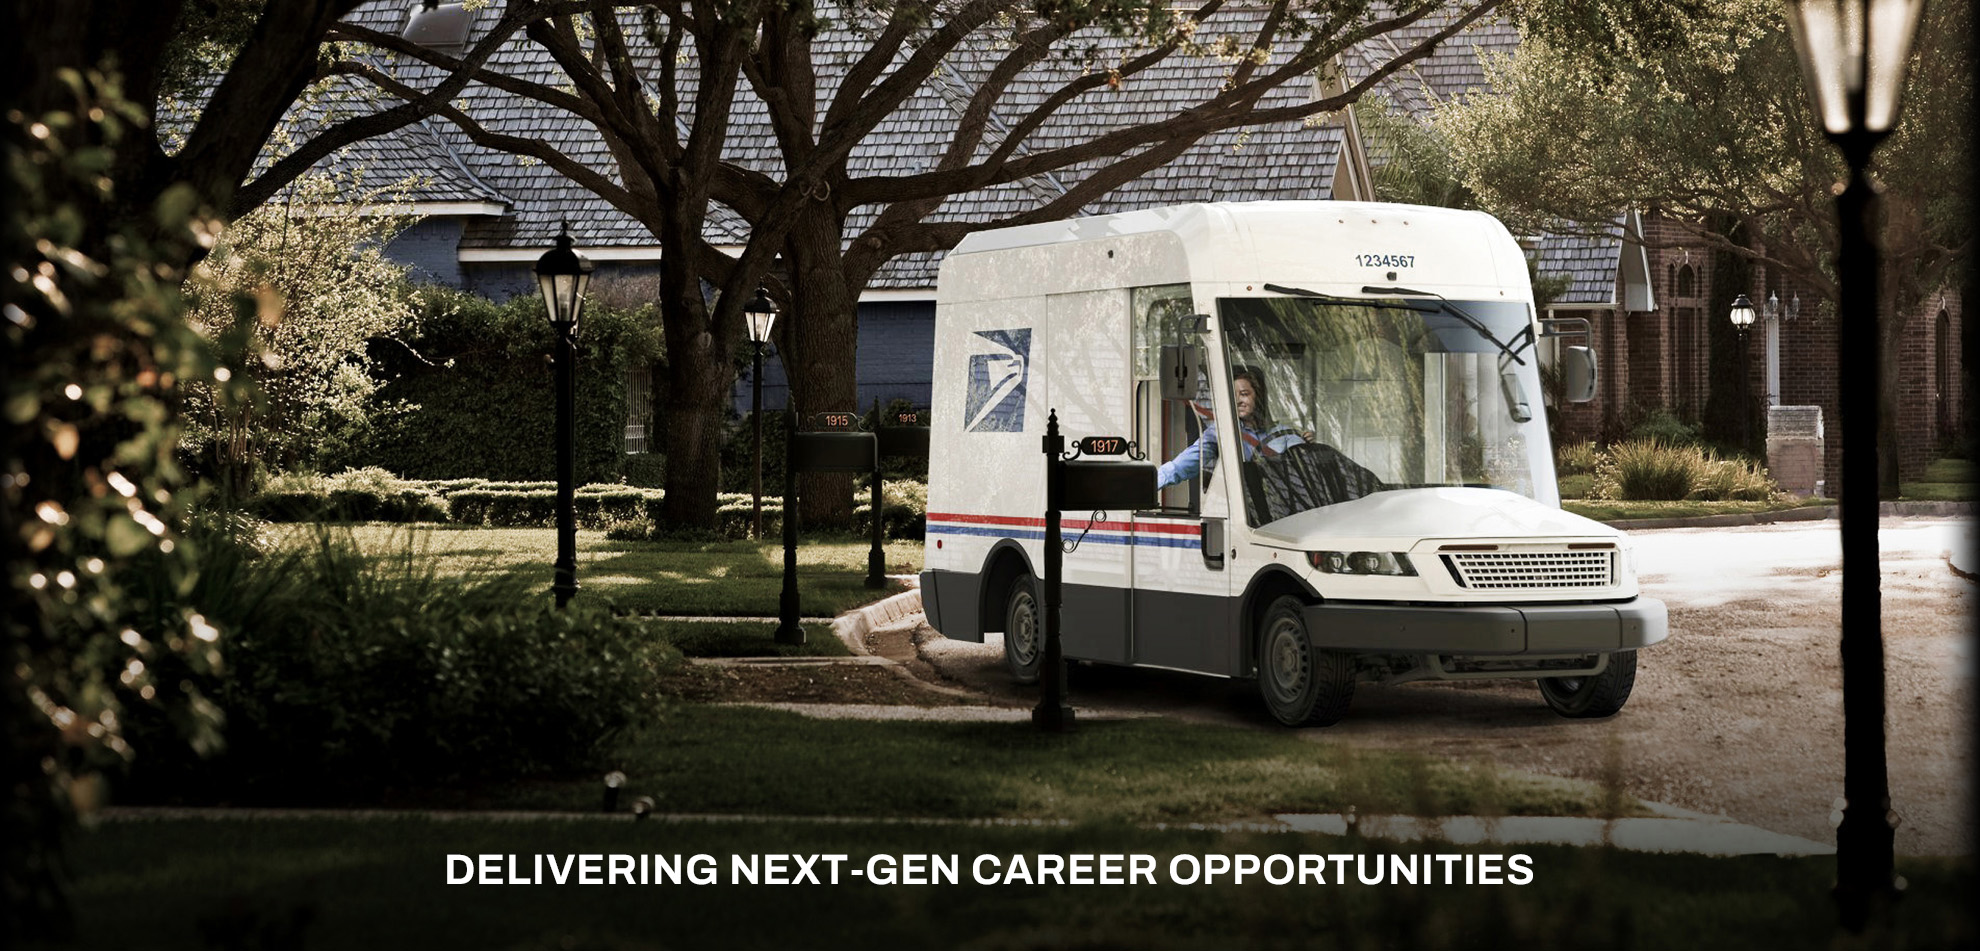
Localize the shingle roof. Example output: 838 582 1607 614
249 5 1619 296
1537 218 1626 306
309 5 1338 279
1346 11 1521 118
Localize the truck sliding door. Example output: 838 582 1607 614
1129 286 1235 675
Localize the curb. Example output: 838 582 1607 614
1601 500 1972 530
831 588 925 653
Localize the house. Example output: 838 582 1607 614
290 3 1960 492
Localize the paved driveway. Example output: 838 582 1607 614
919 518 1974 855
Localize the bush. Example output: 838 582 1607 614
1689 456 1779 501
246 468 448 522
1593 440 1708 501
624 452 665 488
1592 440 1780 502
448 484 661 529
1556 440 1602 475
1623 407 1704 447
358 287 664 484
122 528 681 802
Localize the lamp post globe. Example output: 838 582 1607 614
1782 0 1924 932
744 287 778 540
536 224 593 609
1728 293 1758 333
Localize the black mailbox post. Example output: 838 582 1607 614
1035 410 1157 732
868 403 931 588
778 421 877 645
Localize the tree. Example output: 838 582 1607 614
1437 0 1971 493
2 3 544 935
181 173 417 492
332 0 1508 528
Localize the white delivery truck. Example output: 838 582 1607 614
918 201 1667 726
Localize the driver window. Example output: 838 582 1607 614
1132 284 1199 512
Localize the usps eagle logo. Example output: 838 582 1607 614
964 328 1031 433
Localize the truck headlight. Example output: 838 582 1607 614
1308 551 1416 576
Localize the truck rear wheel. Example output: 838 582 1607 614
1538 650 1637 718
1002 574 1041 685
1258 595 1355 727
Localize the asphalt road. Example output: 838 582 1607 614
918 517 1974 855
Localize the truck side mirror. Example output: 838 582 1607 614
1160 344 1201 400
1563 346 1598 403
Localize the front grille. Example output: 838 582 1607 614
1443 550 1614 589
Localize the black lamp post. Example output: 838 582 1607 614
1782 0 1925 932
536 223 593 609
744 288 778 540
775 301 804 646
1729 293 1759 450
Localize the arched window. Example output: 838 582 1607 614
1676 264 1696 299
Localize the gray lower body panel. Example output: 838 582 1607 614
919 569 983 643
1132 587 1230 674
1303 599 1668 655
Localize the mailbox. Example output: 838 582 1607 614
792 432 877 472
1061 460 1158 511
877 426 931 459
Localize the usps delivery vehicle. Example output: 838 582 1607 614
917 201 1667 726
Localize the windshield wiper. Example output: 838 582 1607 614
1360 285 1531 366
1262 282 1437 313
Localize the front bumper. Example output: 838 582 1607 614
1303 598 1667 655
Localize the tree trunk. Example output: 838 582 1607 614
1877 279 1909 500
783 207 861 530
655 248 730 531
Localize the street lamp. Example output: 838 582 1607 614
536 223 594 609
1782 0 1925 932
1728 293 1758 334
743 287 778 540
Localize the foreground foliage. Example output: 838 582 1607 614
121 526 679 804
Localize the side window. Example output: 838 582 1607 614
1132 284 1199 512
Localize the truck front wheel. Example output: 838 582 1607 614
1002 574 1042 685
1258 595 1355 727
1538 651 1637 718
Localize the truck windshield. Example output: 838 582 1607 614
1217 295 1553 526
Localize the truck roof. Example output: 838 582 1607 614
942 201 1530 302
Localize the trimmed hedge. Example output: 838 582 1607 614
357 287 663 484
243 468 931 539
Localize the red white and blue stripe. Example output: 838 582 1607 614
925 512 1202 549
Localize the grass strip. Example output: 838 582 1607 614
1561 497 1829 523
493 706 1638 824
46 817 1975 950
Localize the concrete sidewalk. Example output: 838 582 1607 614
93 803 1834 857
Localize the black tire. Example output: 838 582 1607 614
1257 595 1356 727
1001 574 1042 685
1538 650 1637 718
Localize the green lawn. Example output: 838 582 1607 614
1901 457 1974 501
499 706 1632 823
277 524 923 616
44 817 1976 950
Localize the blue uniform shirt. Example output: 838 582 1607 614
1157 420 1305 489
